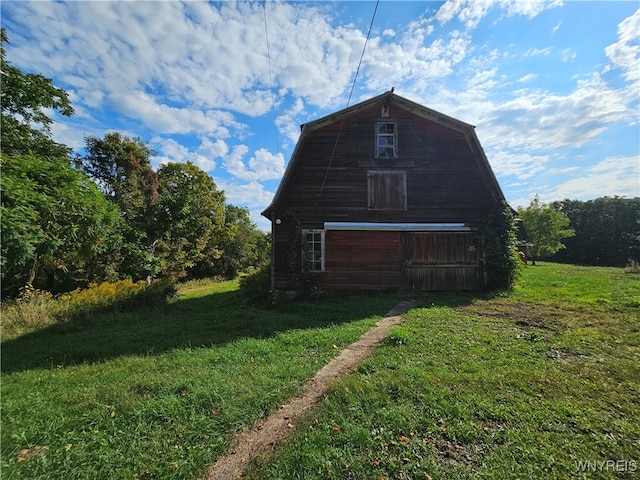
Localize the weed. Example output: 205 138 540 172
625 259 640 274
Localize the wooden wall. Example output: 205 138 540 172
270 97 497 291
321 231 402 290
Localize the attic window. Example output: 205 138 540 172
375 121 397 158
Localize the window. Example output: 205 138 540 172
376 121 397 158
302 229 324 272
367 171 407 210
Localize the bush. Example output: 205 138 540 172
1 279 176 339
54 279 177 318
472 202 524 291
239 264 272 304
1 287 56 338
626 259 640 274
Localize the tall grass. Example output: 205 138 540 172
1 279 175 340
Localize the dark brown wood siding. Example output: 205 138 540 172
321 231 402 290
269 96 499 291
402 232 481 291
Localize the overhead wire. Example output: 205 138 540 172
313 0 380 212
263 0 280 158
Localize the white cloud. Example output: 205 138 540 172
223 147 285 182
435 0 562 29
517 73 537 83
215 179 275 230
545 156 640 200
480 73 630 151
488 150 550 179
561 48 576 63
524 47 553 57
276 98 306 148
151 137 222 172
604 8 640 88
107 92 239 137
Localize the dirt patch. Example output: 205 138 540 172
201 300 418 480
458 302 551 329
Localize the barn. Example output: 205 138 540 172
261 91 510 293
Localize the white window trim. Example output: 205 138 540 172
302 229 325 272
375 120 398 158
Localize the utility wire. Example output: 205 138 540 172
263 1 280 158
314 0 380 211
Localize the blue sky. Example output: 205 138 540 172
2 1 638 230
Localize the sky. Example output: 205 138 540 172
2 0 639 230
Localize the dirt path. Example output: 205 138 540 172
202 300 418 480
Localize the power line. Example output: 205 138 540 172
314 0 380 211
263 1 280 157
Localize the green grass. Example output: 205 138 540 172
244 263 640 479
2 265 638 479
1 280 403 479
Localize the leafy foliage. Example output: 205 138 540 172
0 33 268 298
472 201 522 290
194 205 270 278
1 153 123 298
2 279 176 340
80 132 161 281
552 196 640 266
155 162 226 280
0 29 73 158
239 263 273 304
518 195 575 264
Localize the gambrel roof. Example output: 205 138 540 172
262 91 506 218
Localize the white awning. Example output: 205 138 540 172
323 222 472 232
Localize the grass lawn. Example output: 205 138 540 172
244 264 639 479
2 264 639 479
1 281 403 479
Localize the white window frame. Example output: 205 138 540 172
375 120 397 158
302 229 325 272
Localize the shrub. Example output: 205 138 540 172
1 287 56 338
54 279 176 318
239 264 272 304
1 279 176 339
472 201 524 291
625 259 640 274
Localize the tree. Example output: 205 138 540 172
518 195 575 265
1 153 123 297
155 162 226 280
200 205 270 278
1 29 73 158
552 197 640 266
81 132 160 280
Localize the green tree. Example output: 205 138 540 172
518 195 575 265
1 153 123 297
552 197 640 266
1 29 73 158
81 132 160 280
205 205 270 278
156 162 226 280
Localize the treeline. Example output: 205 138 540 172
551 197 640 267
1 30 268 299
